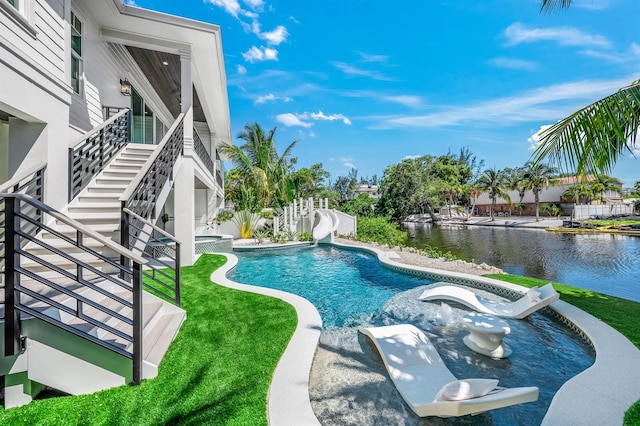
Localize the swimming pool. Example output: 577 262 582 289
229 245 595 425
230 245 434 328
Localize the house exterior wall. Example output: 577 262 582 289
1 0 71 209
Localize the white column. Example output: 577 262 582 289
308 197 314 215
324 197 329 209
293 199 298 218
175 160 195 265
174 49 195 265
283 207 288 230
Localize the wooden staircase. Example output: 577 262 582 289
1 143 186 408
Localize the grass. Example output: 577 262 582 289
0 254 297 425
484 273 640 425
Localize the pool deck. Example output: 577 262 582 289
213 242 640 425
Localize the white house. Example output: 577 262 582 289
1 0 230 407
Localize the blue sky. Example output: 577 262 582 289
132 0 640 186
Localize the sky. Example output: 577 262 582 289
131 0 640 187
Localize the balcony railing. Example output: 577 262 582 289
193 128 214 176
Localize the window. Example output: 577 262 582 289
70 11 82 95
131 87 163 144
6 0 19 10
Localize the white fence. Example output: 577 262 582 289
572 204 633 220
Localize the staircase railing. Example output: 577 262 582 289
0 193 147 384
119 114 184 308
120 113 184 221
0 164 47 283
68 109 130 201
193 128 214 176
122 207 181 306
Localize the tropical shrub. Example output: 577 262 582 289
356 217 407 247
214 210 234 223
232 210 261 239
299 232 313 242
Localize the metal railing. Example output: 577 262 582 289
1 193 147 384
68 109 130 201
1 164 47 284
121 207 180 306
120 114 184 221
193 128 214 176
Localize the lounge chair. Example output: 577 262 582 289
360 324 538 417
418 283 559 319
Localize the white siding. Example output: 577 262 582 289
0 0 66 82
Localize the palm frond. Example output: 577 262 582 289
540 0 572 13
532 81 640 175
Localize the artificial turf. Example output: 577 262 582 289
484 273 640 425
0 254 297 425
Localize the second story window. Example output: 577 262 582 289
7 0 19 10
70 11 83 95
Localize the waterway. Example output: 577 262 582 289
403 222 640 302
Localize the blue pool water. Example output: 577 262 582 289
230 245 434 328
229 245 596 425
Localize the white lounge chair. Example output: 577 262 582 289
360 324 538 417
418 282 560 319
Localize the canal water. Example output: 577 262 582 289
403 222 640 302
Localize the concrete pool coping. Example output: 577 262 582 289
210 242 640 425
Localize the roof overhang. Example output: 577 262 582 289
78 0 231 144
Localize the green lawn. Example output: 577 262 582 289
0 254 297 425
484 273 640 425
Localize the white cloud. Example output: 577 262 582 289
254 93 292 105
357 52 389 63
332 62 397 81
276 113 312 128
259 25 288 45
242 46 279 63
288 16 300 25
242 0 263 9
504 23 610 48
403 155 421 160
308 111 352 125
276 111 352 127
382 95 423 108
372 74 640 129
487 57 538 71
580 43 640 63
236 65 247 74
205 0 243 17
527 125 554 151
341 158 356 169
572 0 612 10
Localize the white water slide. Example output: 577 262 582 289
312 209 339 242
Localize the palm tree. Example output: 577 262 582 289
461 183 482 218
522 163 556 222
476 168 511 221
589 175 623 203
223 123 298 209
533 1 640 176
562 182 593 205
505 167 527 206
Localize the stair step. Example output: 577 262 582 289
21 253 108 274
95 177 131 186
114 157 147 165
78 193 123 203
68 203 121 213
102 170 138 178
87 185 128 194
108 164 142 172
141 311 185 366
43 223 119 236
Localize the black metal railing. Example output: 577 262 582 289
1 164 46 287
193 128 214 176
121 207 181 306
1 193 146 384
216 170 223 188
121 114 184 221
68 109 130 201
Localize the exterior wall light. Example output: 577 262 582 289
120 79 132 96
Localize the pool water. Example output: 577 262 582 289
230 245 434 328
229 245 595 425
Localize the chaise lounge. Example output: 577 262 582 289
418 282 560 319
360 324 539 417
